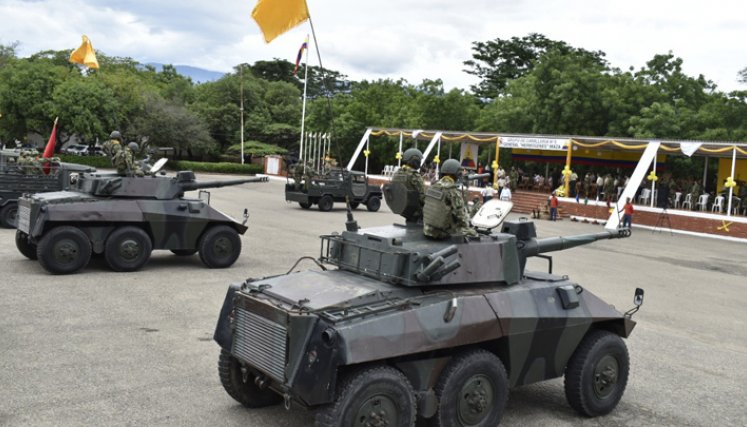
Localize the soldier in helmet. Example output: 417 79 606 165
423 158 478 239
104 130 123 157
391 148 426 223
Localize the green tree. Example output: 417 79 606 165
738 67 746 84
464 33 606 99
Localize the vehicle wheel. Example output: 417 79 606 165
15 230 37 260
1 203 18 228
104 226 152 272
199 225 242 268
348 202 359 210
37 226 92 274
299 201 312 209
564 329 630 417
315 365 416 427
366 196 381 212
318 195 334 212
434 349 508 427
170 249 198 256
218 349 282 408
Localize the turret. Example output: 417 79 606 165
72 170 268 199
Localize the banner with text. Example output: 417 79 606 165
500 137 569 151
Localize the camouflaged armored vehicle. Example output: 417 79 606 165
16 159 268 274
214 195 643 426
0 149 94 228
285 167 382 212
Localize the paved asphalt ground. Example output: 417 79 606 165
1 175 745 427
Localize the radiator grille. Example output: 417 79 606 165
232 307 287 382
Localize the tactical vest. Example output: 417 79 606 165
423 184 451 231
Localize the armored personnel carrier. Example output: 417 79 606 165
285 167 382 212
16 160 268 274
0 149 94 228
213 196 643 426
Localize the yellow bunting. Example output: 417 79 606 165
717 221 733 232
724 176 737 188
363 149 371 158
395 151 402 160
647 171 658 182
433 155 440 164
562 166 572 177
491 160 498 170
555 186 565 197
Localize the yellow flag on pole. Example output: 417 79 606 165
69 35 100 69
252 0 309 43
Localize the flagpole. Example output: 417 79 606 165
299 35 310 173
240 65 245 165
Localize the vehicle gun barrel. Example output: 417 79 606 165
520 228 630 258
179 176 268 192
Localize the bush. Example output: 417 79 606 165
58 155 264 175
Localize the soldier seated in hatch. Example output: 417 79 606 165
390 148 426 223
423 158 478 239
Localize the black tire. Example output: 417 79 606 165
318 195 333 212
198 225 242 268
104 226 152 272
218 349 282 408
366 196 381 212
564 329 630 417
299 201 312 209
434 349 509 427
348 201 359 210
1 203 18 228
170 249 198 256
37 226 92 275
15 230 37 260
315 366 416 427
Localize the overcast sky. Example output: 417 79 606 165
1 0 745 93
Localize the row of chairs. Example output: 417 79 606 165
638 189 745 214
381 165 400 176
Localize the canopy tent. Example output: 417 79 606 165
347 127 747 219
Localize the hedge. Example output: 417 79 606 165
58 155 264 175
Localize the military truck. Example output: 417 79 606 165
213 197 643 426
0 149 94 228
16 161 268 274
285 167 382 212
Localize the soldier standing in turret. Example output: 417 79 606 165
391 148 426 223
423 158 478 239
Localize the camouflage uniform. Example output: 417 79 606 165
113 146 143 177
291 162 305 190
423 176 478 239
391 164 425 222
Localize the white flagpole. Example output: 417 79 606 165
299 35 309 173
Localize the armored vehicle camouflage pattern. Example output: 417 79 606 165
285 167 383 212
214 196 643 426
16 161 268 274
0 149 94 228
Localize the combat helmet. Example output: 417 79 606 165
402 148 423 167
440 158 461 176
109 130 123 142
128 142 139 153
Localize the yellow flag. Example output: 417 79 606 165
252 0 309 43
69 35 100 69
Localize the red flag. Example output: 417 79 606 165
42 117 58 174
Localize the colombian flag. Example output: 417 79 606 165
293 37 308 76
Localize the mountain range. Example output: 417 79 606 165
145 63 226 83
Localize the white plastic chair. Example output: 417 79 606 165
673 192 682 209
696 194 710 211
637 188 651 205
381 165 391 176
711 196 725 213
681 193 692 210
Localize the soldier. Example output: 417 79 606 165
291 161 305 190
391 148 426 223
16 150 30 173
469 196 483 217
302 161 316 191
103 131 123 156
423 158 478 239
689 180 701 210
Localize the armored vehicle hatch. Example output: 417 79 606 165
16 168 268 274
214 198 643 426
